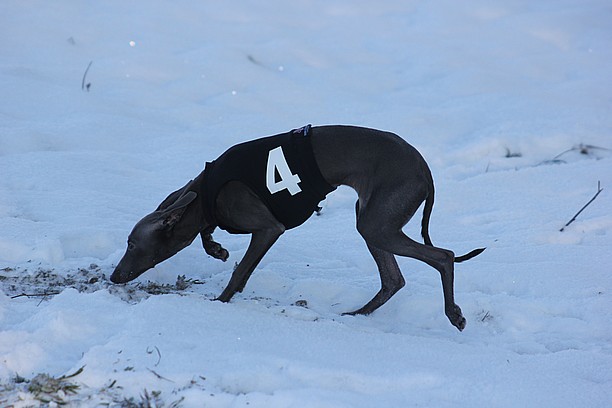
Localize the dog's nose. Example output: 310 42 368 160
109 271 120 283
109 268 126 284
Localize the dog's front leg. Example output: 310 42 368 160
213 181 286 303
200 230 229 261
216 227 283 302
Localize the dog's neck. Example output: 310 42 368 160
165 167 214 243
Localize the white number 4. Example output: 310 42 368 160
266 146 301 195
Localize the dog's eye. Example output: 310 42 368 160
127 241 135 251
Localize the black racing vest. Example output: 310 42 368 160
202 125 336 233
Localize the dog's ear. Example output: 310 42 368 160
156 180 193 211
158 191 197 230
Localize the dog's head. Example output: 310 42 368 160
110 190 200 284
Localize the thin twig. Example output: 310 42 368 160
146 346 162 367
552 147 576 161
560 181 603 231
147 368 174 383
11 292 60 299
81 61 93 91
553 144 610 160
60 366 85 380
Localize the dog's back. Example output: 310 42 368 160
310 125 433 196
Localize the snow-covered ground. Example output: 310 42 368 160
1 0 611 406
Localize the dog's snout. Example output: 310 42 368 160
109 271 121 283
110 263 133 284
109 269 124 284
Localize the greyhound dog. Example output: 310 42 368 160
111 125 484 331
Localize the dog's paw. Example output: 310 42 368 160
446 304 466 331
204 242 229 262
213 247 229 262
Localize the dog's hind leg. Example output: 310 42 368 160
343 242 405 316
344 201 406 316
355 190 466 331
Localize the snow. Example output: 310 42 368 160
1 0 611 406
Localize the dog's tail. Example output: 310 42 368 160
421 184 435 247
421 181 485 263
454 247 486 262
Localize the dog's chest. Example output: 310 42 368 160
203 125 335 232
